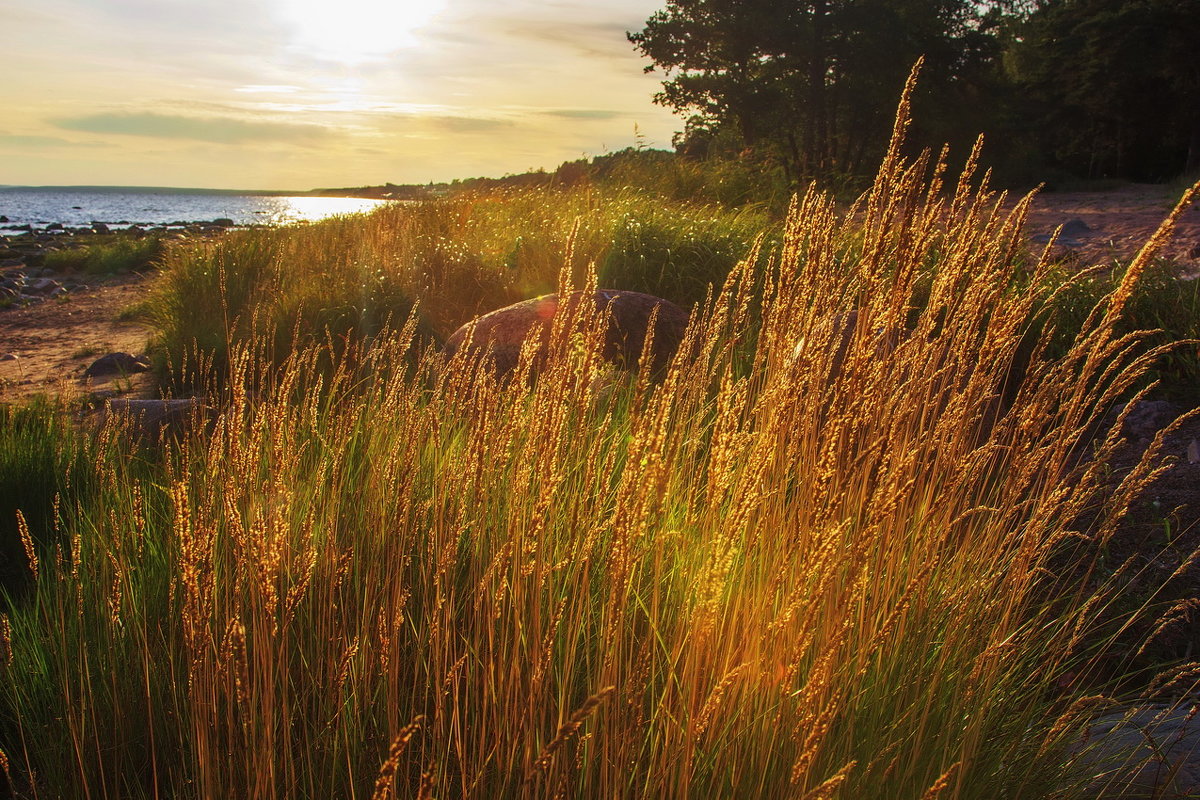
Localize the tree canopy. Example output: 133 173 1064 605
629 0 1200 185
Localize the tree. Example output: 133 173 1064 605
629 0 1005 182
1004 0 1200 180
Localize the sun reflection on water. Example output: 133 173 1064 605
257 196 388 225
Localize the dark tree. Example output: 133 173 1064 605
629 0 1006 182
1000 0 1200 180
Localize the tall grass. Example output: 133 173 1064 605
4 80 1200 798
144 186 772 392
43 235 167 275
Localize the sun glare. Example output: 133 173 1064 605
279 0 444 64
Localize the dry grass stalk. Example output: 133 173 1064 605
5 61 1200 799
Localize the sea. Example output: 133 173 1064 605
0 187 388 230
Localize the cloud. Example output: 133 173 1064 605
235 85 304 95
504 20 641 61
53 112 332 145
542 108 624 120
0 133 101 148
429 116 514 133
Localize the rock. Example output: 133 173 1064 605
27 277 60 294
1187 244 1200 260
83 352 152 378
0 258 23 269
97 398 214 443
1109 400 1183 448
46 222 63 231
211 218 235 227
1064 704 1200 799
445 290 690 378
91 222 109 234
1061 218 1093 238
0 215 8 223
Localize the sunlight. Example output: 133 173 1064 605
278 0 444 64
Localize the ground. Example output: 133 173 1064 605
0 271 155 404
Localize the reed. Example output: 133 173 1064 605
3 83 1200 798
143 185 772 393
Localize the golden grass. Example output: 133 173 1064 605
4 76 1200 798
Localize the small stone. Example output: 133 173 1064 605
1188 439 1199 465
1060 218 1093 237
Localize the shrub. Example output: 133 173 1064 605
44 234 167 274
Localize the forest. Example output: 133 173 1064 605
629 0 1200 187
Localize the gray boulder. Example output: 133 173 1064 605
83 352 151 378
1064 704 1200 798
445 290 689 378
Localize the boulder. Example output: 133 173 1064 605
91 222 110 234
83 352 151 378
211 218 235 227
97 398 214 443
1064 705 1200 798
445 290 690 378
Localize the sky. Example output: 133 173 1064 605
1 0 682 190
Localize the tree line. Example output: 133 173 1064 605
629 0 1200 187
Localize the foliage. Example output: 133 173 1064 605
629 0 1200 186
629 0 1008 182
43 234 168 275
1004 0 1200 181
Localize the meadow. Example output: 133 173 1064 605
2 89 1200 799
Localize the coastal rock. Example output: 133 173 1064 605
1064 704 1200 799
27 277 61 294
0 215 8 223
83 352 151 378
445 289 690 378
211 218 235 227
90 222 109 234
